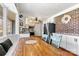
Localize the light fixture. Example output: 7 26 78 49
61 15 71 24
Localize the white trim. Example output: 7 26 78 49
48 4 79 19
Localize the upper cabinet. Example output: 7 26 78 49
3 3 18 14
0 3 18 21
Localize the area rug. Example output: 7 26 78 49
25 40 37 45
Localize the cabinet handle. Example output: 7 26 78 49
74 38 77 42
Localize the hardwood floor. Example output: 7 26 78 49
15 36 76 56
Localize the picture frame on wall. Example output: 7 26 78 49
20 22 23 26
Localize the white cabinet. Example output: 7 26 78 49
60 35 67 49
77 39 79 55
60 34 79 55
42 34 48 41
66 36 78 54
53 33 79 55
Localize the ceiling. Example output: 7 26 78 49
16 3 76 19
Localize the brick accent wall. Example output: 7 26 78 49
55 8 79 34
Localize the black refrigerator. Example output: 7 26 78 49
47 23 55 44
48 23 55 33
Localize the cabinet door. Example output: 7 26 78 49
73 37 78 54
60 35 67 49
66 36 77 54
77 38 79 55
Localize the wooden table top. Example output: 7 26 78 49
15 36 75 56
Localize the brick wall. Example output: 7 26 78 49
55 8 79 34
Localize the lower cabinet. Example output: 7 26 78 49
66 36 78 54
60 35 67 49
77 42 79 55
42 34 48 42
60 34 79 55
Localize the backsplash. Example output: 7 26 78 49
55 8 79 34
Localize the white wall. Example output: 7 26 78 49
46 17 55 23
